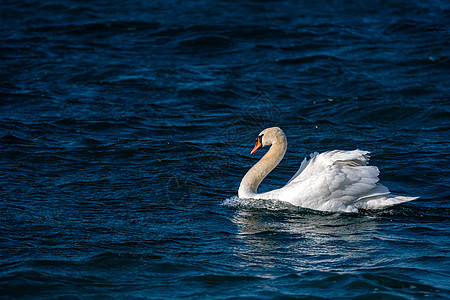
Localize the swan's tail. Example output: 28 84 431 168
359 195 418 210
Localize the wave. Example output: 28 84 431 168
222 197 347 217
274 54 340 65
28 21 161 35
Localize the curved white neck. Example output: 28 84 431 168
238 135 287 198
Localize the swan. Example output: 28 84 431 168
238 127 418 212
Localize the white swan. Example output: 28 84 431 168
238 127 418 212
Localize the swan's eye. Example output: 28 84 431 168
257 134 264 144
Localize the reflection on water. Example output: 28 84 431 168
230 203 378 273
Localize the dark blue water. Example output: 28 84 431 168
1 0 449 298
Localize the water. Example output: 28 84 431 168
1 0 449 298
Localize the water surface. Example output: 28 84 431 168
1 0 449 298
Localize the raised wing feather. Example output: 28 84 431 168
281 164 380 212
287 150 370 186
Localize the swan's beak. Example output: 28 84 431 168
251 138 262 155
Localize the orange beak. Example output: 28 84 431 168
250 138 262 155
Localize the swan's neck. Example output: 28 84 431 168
238 136 287 198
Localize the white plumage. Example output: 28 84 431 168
238 127 418 213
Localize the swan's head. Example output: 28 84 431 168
251 127 286 155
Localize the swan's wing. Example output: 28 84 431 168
280 164 381 212
287 150 370 186
286 155 313 185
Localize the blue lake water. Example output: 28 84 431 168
1 0 449 298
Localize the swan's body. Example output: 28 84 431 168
238 127 418 212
